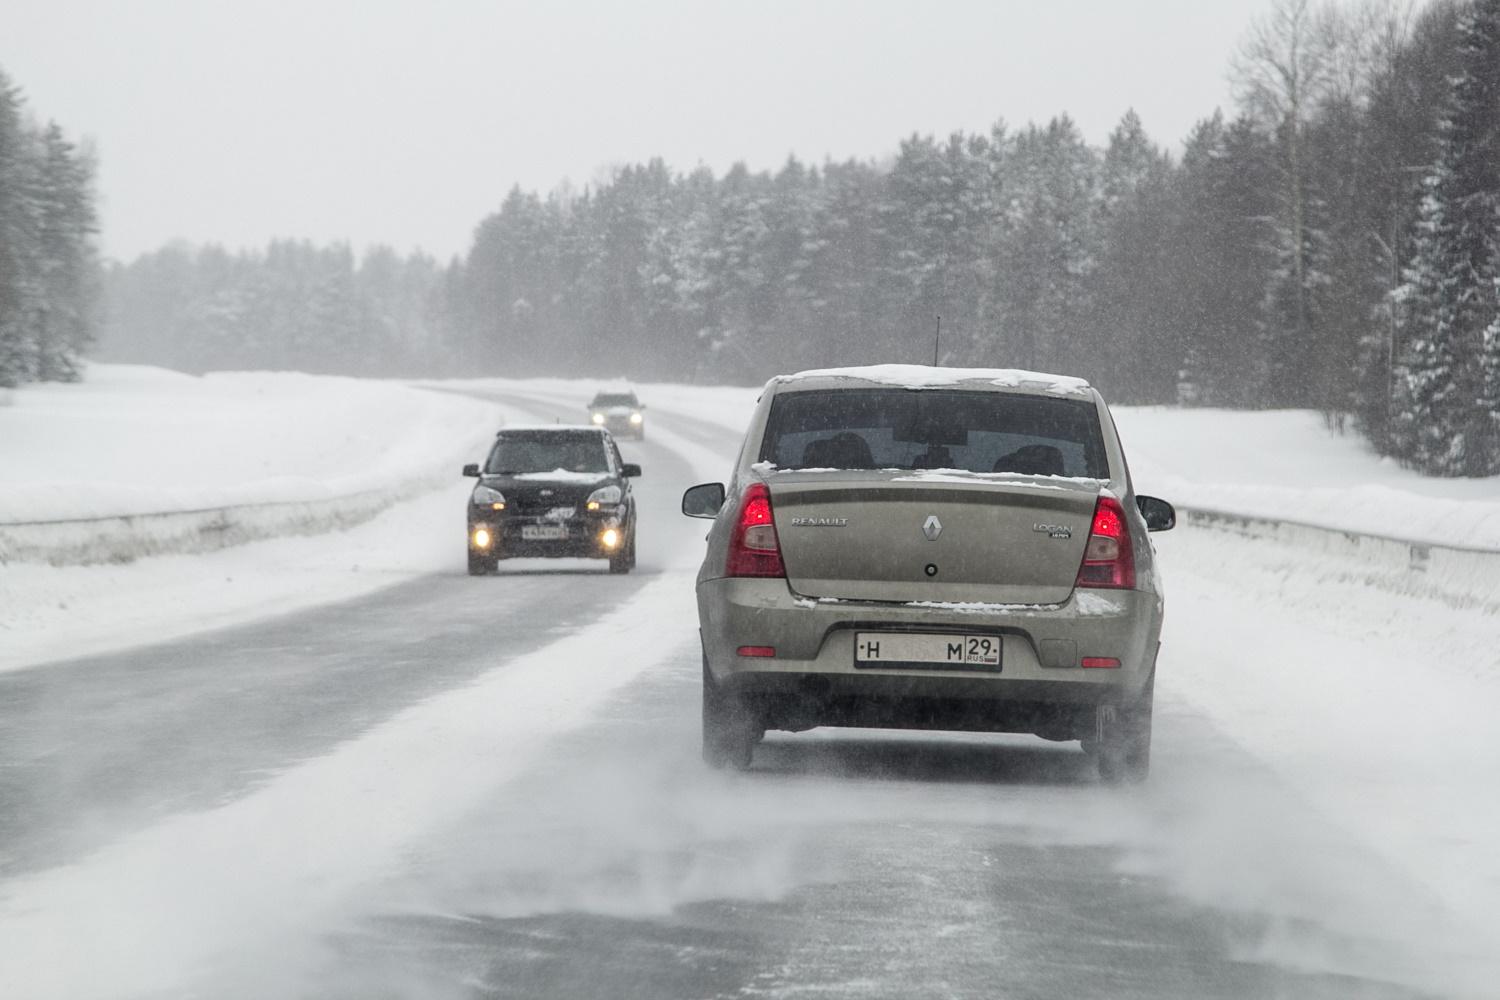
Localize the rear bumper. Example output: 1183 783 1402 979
698 576 1161 735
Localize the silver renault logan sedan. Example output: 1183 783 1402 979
681 365 1175 782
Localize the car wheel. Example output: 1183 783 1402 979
702 656 757 770
608 532 632 574
608 522 637 574
467 552 497 576
1092 673 1153 784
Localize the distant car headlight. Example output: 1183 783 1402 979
591 412 605 424
585 484 622 511
472 485 506 510
629 412 643 424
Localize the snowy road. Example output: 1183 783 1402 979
1 387 1494 999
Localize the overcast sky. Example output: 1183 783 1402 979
5 1 1272 263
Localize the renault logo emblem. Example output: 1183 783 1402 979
922 515 942 541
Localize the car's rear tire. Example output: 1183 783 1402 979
1092 673 1153 784
702 656 757 770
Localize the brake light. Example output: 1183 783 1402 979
1075 495 1135 589
725 482 785 577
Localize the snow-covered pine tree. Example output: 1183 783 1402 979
32 122 99 381
1392 0 1500 476
1092 109 1175 402
1166 114 1278 408
998 117 1099 374
1457 0 1500 469
0 69 34 387
808 159 885 365
880 133 989 367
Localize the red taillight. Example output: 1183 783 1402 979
737 646 776 658
725 482 785 577
1075 495 1135 590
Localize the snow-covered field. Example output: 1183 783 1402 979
0 365 502 521
1115 406 1500 550
3 365 1499 997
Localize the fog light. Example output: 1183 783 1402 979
471 527 492 549
586 501 600 511
600 527 620 549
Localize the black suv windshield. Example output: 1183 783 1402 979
760 388 1108 477
485 431 610 475
591 394 638 408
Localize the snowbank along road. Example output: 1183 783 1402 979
1 377 1497 999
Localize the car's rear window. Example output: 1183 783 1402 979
485 431 610 474
591 394 638 408
759 388 1109 478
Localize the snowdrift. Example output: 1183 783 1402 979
0 365 500 566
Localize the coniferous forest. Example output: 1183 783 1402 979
14 0 1500 477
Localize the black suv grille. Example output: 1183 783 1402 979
508 487 592 517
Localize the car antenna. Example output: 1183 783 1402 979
932 314 941 367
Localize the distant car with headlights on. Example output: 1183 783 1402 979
463 426 640 575
587 390 646 440
681 365 1175 782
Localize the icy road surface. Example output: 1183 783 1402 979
1 386 1496 999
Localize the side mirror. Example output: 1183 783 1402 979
1136 495 1175 532
462 463 481 478
682 482 726 518
621 463 642 478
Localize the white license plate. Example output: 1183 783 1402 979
521 524 568 541
854 632 1001 668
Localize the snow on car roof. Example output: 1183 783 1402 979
496 424 606 434
771 364 1093 397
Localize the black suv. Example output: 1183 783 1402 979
462 427 641 575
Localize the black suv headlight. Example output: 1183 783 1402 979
585 484 622 511
472 485 506 511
